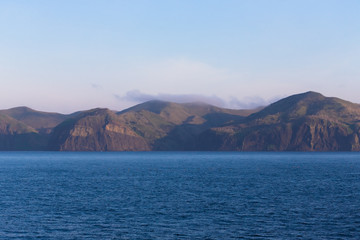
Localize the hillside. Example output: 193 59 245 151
0 107 76 133
48 108 150 151
198 92 360 151
0 114 47 150
1 92 360 151
117 100 252 150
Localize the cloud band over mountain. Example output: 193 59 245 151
115 90 277 109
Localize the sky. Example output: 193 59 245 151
1 0 360 113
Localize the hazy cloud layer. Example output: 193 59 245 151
116 90 277 109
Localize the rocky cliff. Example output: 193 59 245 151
48 108 150 151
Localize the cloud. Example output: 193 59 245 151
116 90 277 109
91 83 102 89
228 96 269 109
117 90 225 106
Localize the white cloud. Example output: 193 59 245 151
118 90 225 106
116 90 277 109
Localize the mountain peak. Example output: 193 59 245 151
81 108 112 116
295 91 325 101
118 100 174 114
302 91 323 96
281 91 325 103
0 106 71 130
2 106 36 115
247 91 360 124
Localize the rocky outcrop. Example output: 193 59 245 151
48 108 150 151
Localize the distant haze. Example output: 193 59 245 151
1 0 360 113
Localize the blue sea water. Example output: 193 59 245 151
0 152 360 239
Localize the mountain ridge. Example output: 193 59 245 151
1 92 360 151
0 106 77 133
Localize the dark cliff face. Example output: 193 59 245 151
198 92 360 151
48 108 150 151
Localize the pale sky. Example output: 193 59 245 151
1 0 360 113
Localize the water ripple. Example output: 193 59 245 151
0 152 359 239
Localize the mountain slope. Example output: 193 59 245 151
198 92 360 151
1 91 360 151
48 100 259 151
0 114 48 150
117 100 254 150
48 108 150 151
0 107 76 133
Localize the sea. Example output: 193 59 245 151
0 152 359 239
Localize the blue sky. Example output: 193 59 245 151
1 0 360 113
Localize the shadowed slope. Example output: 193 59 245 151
117 100 256 150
